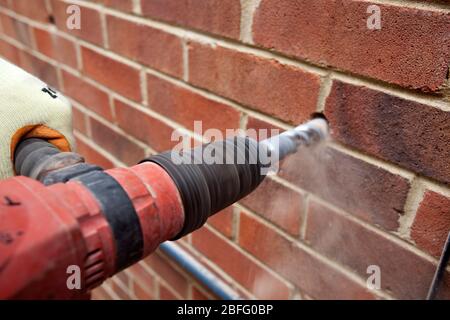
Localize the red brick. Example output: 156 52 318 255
62 70 112 120
0 38 20 64
111 279 131 300
11 0 50 23
192 227 291 299
92 0 133 12
81 47 141 101
52 0 103 46
207 206 234 239
18 51 59 88
159 283 179 300
0 13 32 46
411 191 450 258
0 0 10 8
192 286 211 300
245 117 283 141
279 147 410 231
89 117 145 165
133 281 154 300
144 253 189 298
33 28 77 68
253 0 450 93
72 107 87 134
107 15 183 78
188 43 320 125
238 212 376 299
129 263 154 293
74 136 115 169
305 200 450 299
240 178 303 236
91 286 111 300
325 81 450 185
141 0 241 39
115 99 176 152
147 75 240 132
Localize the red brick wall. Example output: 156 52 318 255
1 0 449 300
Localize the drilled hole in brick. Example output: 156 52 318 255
310 112 328 123
48 15 55 24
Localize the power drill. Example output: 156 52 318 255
0 118 328 299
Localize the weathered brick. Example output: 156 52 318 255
245 116 283 141
33 28 77 68
207 206 234 239
159 283 179 300
188 42 321 124
74 136 115 169
11 0 50 23
0 13 32 46
253 0 450 92
141 0 241 39
192 286 211 300
88 116 145 165
305 200 450 299
114 99 176 152
279 147 410 231
192 226 292 299
18 50 59 88
92 0 133 12
81 47 141 101
147 74 240 133
325 81 450 185
144 253 189 298
62 70 112 120
238 212 376 299
411 191 450 258
107 15 183 78
0 38 20 64
240 178 304 236
72 106 87 135
52 0 103 46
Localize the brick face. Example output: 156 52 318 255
1 0 449 301
147 74 240 133
107 15 183 78
192 226 292 299
62 70 113 120
411 191 450 258
253 0 450 93
238 212 376 299
10 0 50 23
240 177 304 236
188 42 321 124
305 200 450 299
33 28 78 69
52 0 104 46
89 117 146 165
279 147 411 231
141 0 241 40
81 46 142 102
325 81 450 185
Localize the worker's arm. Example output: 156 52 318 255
0 58 74 180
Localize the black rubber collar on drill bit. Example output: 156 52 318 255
74 170 144 271
143 137 266 240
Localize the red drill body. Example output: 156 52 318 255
0 163 184 299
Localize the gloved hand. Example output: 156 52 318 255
0 58 75 179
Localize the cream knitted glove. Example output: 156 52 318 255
0 58 75 179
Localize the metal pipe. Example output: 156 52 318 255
426 231 450 300
159 242 240 300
